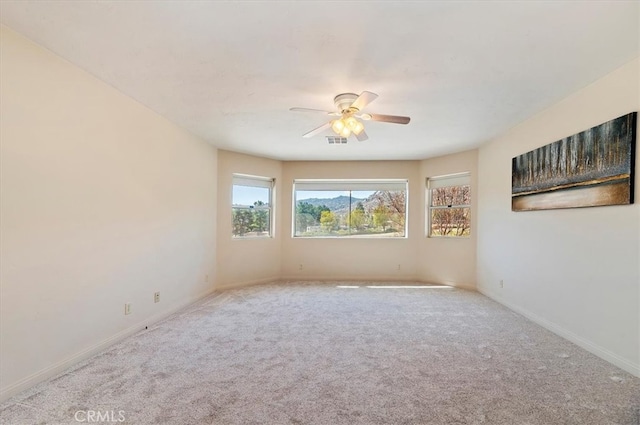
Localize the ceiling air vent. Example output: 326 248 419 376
326 136 348 144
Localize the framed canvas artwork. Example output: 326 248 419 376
512 112 637 211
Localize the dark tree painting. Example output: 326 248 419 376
512 112 637 211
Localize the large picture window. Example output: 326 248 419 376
293 179 407 238
232 174 273 238
427 173 471 237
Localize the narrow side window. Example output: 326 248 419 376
427 173 471 237
232 174 274 238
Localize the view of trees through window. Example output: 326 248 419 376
428 182 470 237
231 175 471 238
232 178 272 238
294 181 407 238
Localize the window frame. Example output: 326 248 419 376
292 179 409 239
232 174 275 239
426 172 471 238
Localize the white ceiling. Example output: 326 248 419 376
1 1 638 161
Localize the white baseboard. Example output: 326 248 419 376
279 274 420 282
0 287 216 403
214 276 280 291
477 284 640 378
442 282 476 291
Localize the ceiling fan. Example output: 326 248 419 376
290 91 410 141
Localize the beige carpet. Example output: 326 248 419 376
1 281 638 424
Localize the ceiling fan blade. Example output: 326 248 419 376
350 91 378 111
290 107 339 116
355 130 369 142
302 122 331 138
369 114 411 125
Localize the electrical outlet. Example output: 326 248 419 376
499 280 504 288
124 303 132 315
154 292 160 303
205 274 209 282
299 264 303 270
397 264 401 271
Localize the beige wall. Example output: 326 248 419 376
216 150 282 288
419 150 478 288
0 27 218 400
477 58 639 376
280 161 421 280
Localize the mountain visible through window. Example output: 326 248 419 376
293 180 407 238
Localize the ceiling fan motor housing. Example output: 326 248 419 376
334 93 359 113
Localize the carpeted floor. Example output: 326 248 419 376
1 281 638 424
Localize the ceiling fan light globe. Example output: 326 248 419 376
331 119 345 134
345 116 358 130
352 121 364 135
340 126 351 138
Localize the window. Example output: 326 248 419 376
232 174 274 238
427 173 471 237
293 179 407 238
